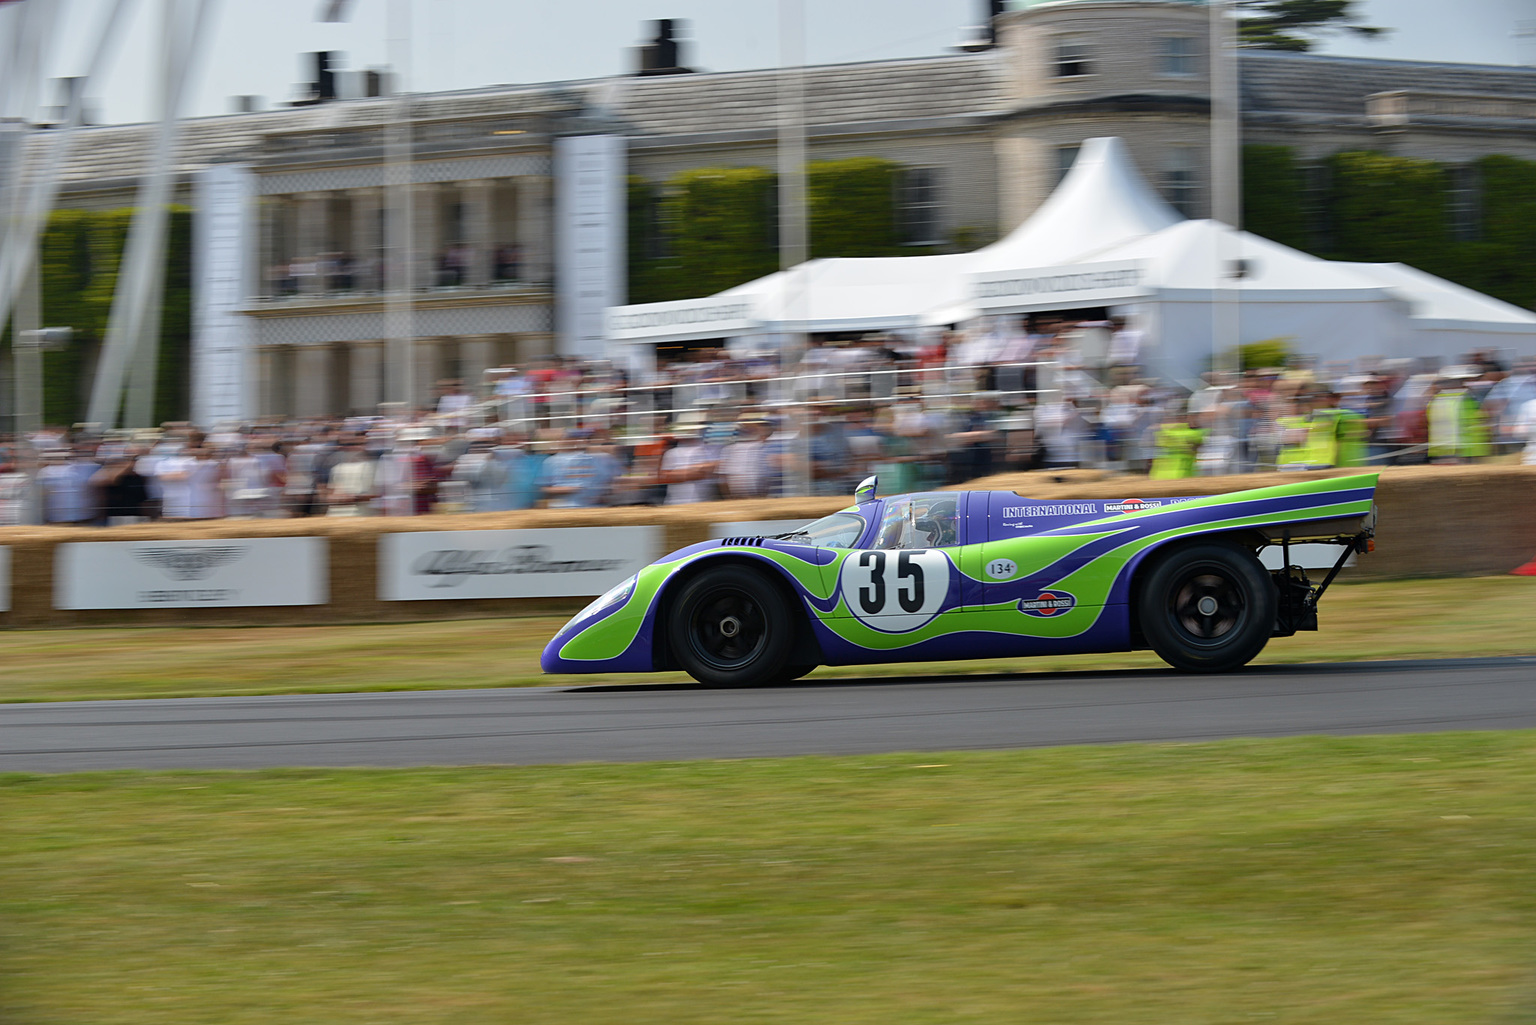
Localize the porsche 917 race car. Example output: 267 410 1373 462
542 473 1378 685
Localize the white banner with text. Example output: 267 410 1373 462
379 527 660 601
971 259 1150 313
55 538 328 609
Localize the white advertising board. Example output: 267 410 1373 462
555 135 626 359
379 527 660 601
972 259 1150 313
0 545 9 613
55 538 327 610
192 164 255 427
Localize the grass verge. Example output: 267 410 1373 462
3 733 1535 1024
1 577 1534 703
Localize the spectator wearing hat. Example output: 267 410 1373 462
719 420 773 499
660 422 720 504
324 436 377 516
541 429 620 508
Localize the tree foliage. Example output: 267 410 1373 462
1236 0 1386 51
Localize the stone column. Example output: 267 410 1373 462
256 349 273 417
294 345 332 417
296 193 328 294
459 335 497 399
350 188 383 291
462 179 495 286
517 175 551 285
412 338 441 412
412 183 440 290
348 342 385 414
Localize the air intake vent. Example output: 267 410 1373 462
719 536 766 547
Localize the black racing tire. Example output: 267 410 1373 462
668 566 794 686
1138 541 1276 673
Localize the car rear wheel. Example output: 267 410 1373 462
1138 541 1275 673
669 566 794 686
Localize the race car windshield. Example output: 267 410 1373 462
780 512 866 549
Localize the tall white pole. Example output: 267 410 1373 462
1209 0 1241 389
384 0 416 415
87 0 216 428
0 0 137 342
778 0 809 494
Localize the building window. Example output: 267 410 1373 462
1057 145 1080 184
1448 164 1482 241
1160 36 1196 76
1055 35 1092 78
1163 147 1198 217
899 167 942 245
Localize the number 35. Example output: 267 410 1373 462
856 550 926 615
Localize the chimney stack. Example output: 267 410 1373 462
635 19 692 77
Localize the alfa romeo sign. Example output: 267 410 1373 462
378 527 660 601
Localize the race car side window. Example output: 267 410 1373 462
872 493 961 549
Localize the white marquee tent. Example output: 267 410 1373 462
604 136 1536 378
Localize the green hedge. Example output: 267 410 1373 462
1323 150 1453 275
807 157 903 260
630 158 914 303
1240 145 1308 250
1242 146 1536 313
21 206 193 426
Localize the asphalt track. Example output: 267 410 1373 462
4 657 1536 773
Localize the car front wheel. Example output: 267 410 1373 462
1138 541 1276 673
669 566 794 686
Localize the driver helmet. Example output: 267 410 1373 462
915 498 958 547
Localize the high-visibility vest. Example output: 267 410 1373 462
1428 390 1490 459
1275 415 1312 468
1306 408 1368 468
1149 423 1205 479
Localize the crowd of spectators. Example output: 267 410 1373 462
3 315 1534 527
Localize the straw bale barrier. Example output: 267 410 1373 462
1 465 1531 630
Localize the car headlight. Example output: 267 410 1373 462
575 575 636 622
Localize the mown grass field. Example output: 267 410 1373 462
3 733 1535 1024
1 577 1534 703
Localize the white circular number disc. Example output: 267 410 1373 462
985 558 1017 580
838 548 952 633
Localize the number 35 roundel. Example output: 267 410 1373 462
837 549 952 633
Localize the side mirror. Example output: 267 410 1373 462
854 475 877 504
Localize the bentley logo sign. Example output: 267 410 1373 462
55 538 327 609
133 545 248 581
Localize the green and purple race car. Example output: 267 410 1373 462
542 473 1378 685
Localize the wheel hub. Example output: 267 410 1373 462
1172 571 1245 640
718 616 741 638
